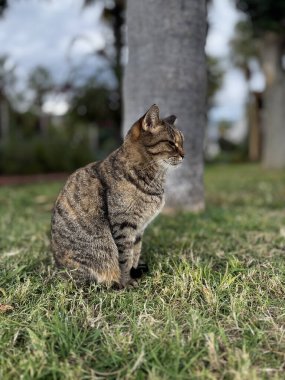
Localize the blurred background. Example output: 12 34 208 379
0 0 284 176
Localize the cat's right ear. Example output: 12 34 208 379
142 104 160 132
164 115 177 125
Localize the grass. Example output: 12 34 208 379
1 164 285 380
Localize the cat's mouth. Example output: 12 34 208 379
164 157 184 166
170 161 181 166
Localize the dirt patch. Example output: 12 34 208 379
0 173 68 186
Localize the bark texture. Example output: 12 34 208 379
123 0 207 210
262 33 285 169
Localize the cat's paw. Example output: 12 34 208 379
116 278 139 290
127 278 139 288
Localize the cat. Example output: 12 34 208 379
51 104 184 288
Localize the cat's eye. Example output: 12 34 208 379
168 141 176 148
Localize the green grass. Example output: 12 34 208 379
1 164 285 379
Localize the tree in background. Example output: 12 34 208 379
84 0 125 128
230 20 262 162
207 56 224 110
28 66 53 135
0 55 16 141
235 0 285 168
0 0 7 16
123 0 207 211
69 75 122 156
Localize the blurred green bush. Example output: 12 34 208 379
0 125 106 174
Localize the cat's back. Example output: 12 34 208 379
51 161 121 284
51 162 105 243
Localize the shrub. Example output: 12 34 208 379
0 125 101 174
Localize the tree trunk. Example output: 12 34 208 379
248 91 262 162
109 0 125 129
0 94 9 141
261 33 285 169
123 0 207 211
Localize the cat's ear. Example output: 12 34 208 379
142 104 160 131
164 115 177 125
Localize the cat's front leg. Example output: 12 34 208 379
130 234 149 279
116 239 137 288
132 234 142 269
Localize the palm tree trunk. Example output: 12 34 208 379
123 0 207 210
261 33 285 168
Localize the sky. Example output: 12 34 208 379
0 0 104 81
206 0 248 123
0 0 260 121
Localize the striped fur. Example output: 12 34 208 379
51 104 184 287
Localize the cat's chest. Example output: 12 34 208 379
130 193 165 231
110 186 164 228
140 196 165 230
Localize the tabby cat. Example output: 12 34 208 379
51 104 184 288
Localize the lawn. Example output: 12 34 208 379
1 164 285 380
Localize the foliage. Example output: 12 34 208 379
0 56 16 94
69 77 120 126
0 0 7 16
0 62 121 173
83 0 125 128
230 20 259 75
0 70 121 174
233 0 285 72
0 2 123 169
207 56 224 108
28 66 54 107
0 125 97 174
1 164 285 378
236 0 285 35
209 146 248 164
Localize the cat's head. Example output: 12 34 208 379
127 104 185 167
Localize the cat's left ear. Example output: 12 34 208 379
142 104 160 131
164 115 177 125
